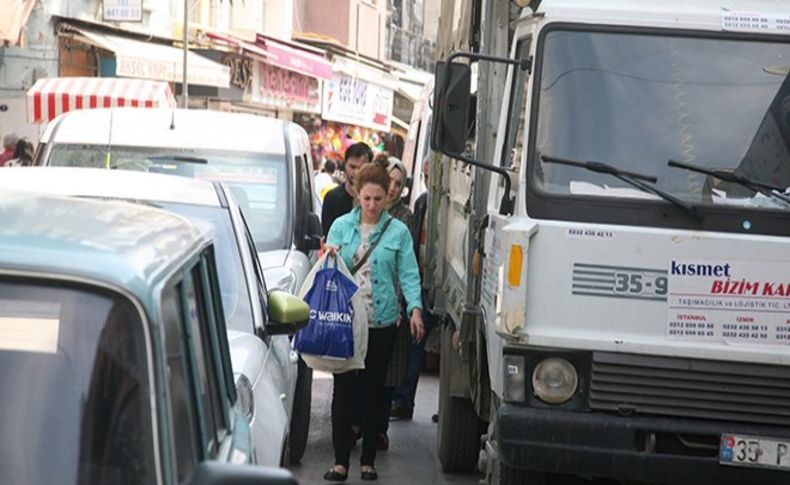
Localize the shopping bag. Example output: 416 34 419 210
296 254 369 373
294 256 358 358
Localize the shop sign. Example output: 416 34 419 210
252 62 321 113
103 0 143 22
225 56 253 91
322 74 393 131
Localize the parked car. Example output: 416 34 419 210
0 167 311 466
0 190 304 485
34 108 322 295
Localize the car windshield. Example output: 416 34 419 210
0 279 155 485
533 29 790 212
48 145 291 250
156 202 254 334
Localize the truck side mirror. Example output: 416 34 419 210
431 61 471 155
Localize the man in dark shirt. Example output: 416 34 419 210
321 142 373 236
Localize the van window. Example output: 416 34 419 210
47 145 293 250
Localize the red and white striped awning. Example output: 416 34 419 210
26 77 176 124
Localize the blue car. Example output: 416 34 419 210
0 190 304 485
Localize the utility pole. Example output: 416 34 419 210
182 0 189 108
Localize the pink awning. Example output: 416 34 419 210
256 35 333 81
26 77 175 124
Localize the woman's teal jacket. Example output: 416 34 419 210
326 206 422 327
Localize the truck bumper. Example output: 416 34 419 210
498 404 789 484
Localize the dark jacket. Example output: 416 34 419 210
321 183 354 236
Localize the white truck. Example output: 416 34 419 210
427 1 790 484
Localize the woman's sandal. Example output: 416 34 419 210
360 466 378 481
323 466 348 482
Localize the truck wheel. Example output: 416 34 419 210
437 325 482 472
288 357 312 464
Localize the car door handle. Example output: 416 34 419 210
289 350 299 364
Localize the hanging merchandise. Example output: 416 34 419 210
300 119 387 163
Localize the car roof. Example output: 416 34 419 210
534 0 790 31
0 167 222 207
0 190 207 307
41 108 288 154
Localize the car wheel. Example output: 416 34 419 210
288 356 312 464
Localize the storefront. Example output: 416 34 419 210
204 31 331 121
297 55 403 161
56 21 230 99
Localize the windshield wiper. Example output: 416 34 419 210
149 155 208 164
541 155 703 221
668 159 790 207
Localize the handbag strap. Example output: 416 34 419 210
351 217 394 275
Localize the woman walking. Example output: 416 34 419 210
324 162 424 481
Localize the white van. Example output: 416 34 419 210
35 108 322 296
35 108 320 463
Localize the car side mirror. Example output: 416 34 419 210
188 461 298 485
299 212 322 252
266 290 310 336
431 61 471 155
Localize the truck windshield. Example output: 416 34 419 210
48 145 292 250
0 280 154 485
533 28 790 212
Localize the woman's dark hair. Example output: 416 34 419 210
355 162 390 193
323 159 336 173
13 138 34 166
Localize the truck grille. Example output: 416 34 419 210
589 352 790 426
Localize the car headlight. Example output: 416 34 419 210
532 357 578 404
265 267 298 294
235 374 255 421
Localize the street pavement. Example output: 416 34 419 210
291 369 482 485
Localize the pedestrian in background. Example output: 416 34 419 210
391 156 437 421
321 142 373 236
374 153 414 449
6 138 34 167
0 133 19 166
323 162 424 482
315 159 338 201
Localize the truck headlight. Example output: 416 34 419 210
532 357 578 404
503 354 526 402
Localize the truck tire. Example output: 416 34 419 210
288 357 312 464
437 325 482 472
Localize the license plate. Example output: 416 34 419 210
720 434 790 470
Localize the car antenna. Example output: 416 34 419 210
104 109 114 169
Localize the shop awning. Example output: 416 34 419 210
64 26 230 88
256 34 333 81
204 31 275 63
331 56 400 91
0 0 36 46
26 77 176 123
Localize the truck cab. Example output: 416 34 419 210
429 1 790 484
